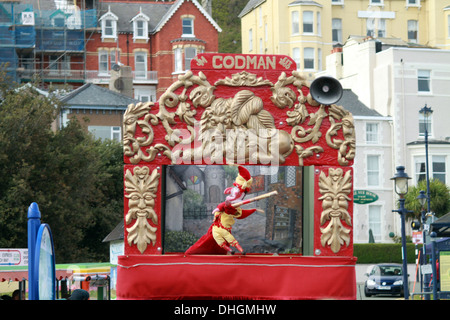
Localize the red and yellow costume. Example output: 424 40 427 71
186 166 256 255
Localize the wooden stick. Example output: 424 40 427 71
231 191 278 208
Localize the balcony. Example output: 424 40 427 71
85 70 158 85
19 68 85 82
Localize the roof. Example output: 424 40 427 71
59 83 138 109
100 0 221 34
336 89 384 117
103 220 124 242
431 213 450 238
238 0 266 18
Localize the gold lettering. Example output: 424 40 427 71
223 56 234 69
257 56 266 69
247 56 257 69
212 55 223 68
266 56 276 69
235 56 246 69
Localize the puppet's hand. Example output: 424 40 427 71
224 200 238 215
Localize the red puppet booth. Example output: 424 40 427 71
117 53 357 300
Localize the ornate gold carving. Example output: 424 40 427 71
125 166 160 254
123 69 355 166
214 71 272 87
123 102 171 164
318 168 352 253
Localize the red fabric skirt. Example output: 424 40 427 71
116 254 357 300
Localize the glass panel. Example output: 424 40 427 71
164 165 303 254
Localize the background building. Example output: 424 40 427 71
320 37 450 241
1 0 220 102
239 0 450 80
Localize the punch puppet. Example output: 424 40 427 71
186 166 276 255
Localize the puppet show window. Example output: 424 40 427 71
163 165 303 255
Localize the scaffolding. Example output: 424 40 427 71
0 1 97 87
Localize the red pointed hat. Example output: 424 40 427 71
233 166 253 192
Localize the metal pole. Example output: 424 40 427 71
27 202 41 300
430 232 438 300
398 197 410 300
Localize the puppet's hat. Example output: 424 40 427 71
234 166 253 192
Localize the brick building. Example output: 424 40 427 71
85 0 221 101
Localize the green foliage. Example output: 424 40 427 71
212 0 247 53
183 188 206 212
164 230 198 253
354 243 421 264
0 73 123 263
404 179 450 219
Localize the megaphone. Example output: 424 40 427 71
309 76 343 105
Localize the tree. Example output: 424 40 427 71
404 179 450 220
212 0 247 53
0 72 123 263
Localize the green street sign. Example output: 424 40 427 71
353 190 378 204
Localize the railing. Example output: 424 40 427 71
183 208 211 220
19 69 158 83
85 70 158 83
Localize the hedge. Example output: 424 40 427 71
354 243 422 264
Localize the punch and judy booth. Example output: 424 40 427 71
117 53 357 300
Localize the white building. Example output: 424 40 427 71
320 37 450 242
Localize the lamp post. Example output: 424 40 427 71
391 166 412 299
419 105 432 215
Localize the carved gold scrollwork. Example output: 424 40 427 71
125 166 160 254
318 168 352 253
123 69 355 166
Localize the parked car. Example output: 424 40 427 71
364 263 405 297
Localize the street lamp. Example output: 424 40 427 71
391 166 412 299
419 104 432 215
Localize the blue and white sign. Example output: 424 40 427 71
34 224 56 300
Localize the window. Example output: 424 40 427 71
415 156 446 184
104 19 116 37
418 69 431 93
448 15 450 38
408 20 418 43
249 28 253 51
49 55 59 74
419 112 432 137
131 12 149 41
100 10 118 41
368 205 381 241
377 19 386 37
370 0 382 4
317 48 322 71
303 47 314 70
407 0 419 5
332 18 342 43
135 52 147 79
292 11 299 34
316 12 321 36
293 47 300 70
366 123 379 144
366 19 374 37
99 50 119 74
174 48 182 72
265 23 268 42
99 51 108 74
88 126 122 142
174 47 198 72
303 11 313 33
259 38 263 54
367 155 380 186
182 18 194 37
184 47 196 70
